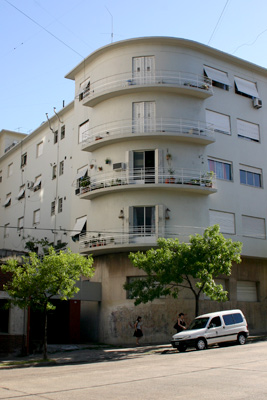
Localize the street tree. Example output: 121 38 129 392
2 247 94 360
124 225 242 316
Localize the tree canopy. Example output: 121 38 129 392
2 247 94 359
124 225 242 316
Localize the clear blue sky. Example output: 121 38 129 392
1 0 267 133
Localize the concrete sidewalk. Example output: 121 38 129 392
1 335 267 369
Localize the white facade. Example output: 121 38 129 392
1 37 267 347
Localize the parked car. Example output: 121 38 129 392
171 309 249 352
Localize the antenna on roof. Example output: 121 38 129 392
105 6 113 43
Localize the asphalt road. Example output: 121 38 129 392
1 341 267 399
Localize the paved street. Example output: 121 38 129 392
1 341 267 399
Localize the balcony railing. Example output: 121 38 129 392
76 168 216 196
81 118 215 147
79 225 206 252
81 71 212 105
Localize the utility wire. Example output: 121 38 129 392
4 0 85 59
207 0 230 45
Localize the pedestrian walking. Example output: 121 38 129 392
133 316 143 345
173 312 187 333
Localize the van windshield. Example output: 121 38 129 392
188 317 209 330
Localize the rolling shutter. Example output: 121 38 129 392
237 281 257 302
209 210 235 234
234 77 259 98
237 119 259 141
206 110 230 134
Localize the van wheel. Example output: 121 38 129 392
196 338 206 350
177 344 187 352
237 333 246 345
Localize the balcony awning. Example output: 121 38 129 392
234 77 259 98
17 187 25 200
204 66 230 86
33 178 42 189
70 216 87 237
79 78 90 94
74 167 88 181
3 195 11 207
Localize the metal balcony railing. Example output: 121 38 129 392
81 71 212 101
76 168 216 195
81 118 214 146
79 225 206 251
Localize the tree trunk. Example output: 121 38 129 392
194 292 200 317
43 307 48 360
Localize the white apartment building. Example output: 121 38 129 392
1 37 267 351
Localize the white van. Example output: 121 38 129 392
171 309 249 352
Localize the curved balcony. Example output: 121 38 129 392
79 225 205 255
82 118 215 152
76 168 216 200
81 71 213 107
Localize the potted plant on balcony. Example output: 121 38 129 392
204 171 214 187
165 168 175 184
166 153 172 161
98 166 103 171
105 158 111 165
80 177 90 193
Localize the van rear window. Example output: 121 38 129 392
232 313 243 323
223 313 243 325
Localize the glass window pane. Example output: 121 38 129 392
223 314 235 325
240 170 247 184
247 172 253 186
232 313 243 323
254 173 261 187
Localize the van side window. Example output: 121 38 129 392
209 316 221 328
223 314 235 325
232 313 243 323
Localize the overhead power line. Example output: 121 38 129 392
4 0 84 59
207 0 230 45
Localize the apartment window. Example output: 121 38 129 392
61 125 65 140
234 77 259 99
37 141 43 157
206 110 231 135
79 120 89 143
4 223 10 238
51 201 56 216
17 185 25 200
208 159 232 181
33 175 42 191
52 165 57 180
132 56 155 83
204 66 230 90
237 119 260 142
59 161 64 176
237 281 258 302
0 300 9 333
132 206 155 234
21 152 27 167
209 210 235 234
54 130 58 144
240 165 261 187
18 217 24 230
58 198 63 213
33 209 40 225
8 163 13 177
4 193 11 207
242 215 265 239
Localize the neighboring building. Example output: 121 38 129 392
1 37 267 352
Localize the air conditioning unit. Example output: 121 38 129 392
113 162 126 171
27 181 34 189
253 98 262 109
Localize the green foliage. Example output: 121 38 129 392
124 225 242 315
25 236 68 255
2 247 94 311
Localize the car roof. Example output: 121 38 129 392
196 309 243 319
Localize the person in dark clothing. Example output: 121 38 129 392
133 316 143 345
174 312 187 333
